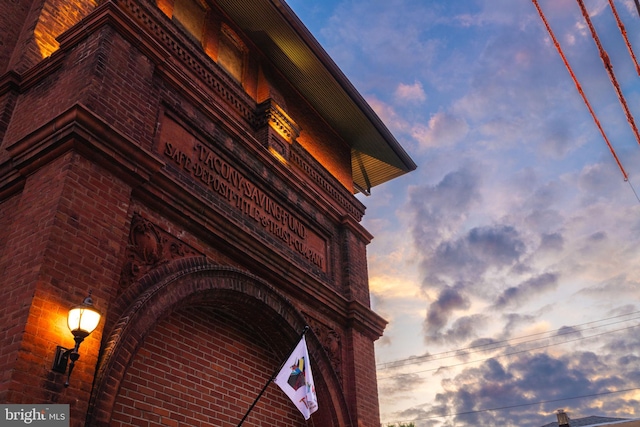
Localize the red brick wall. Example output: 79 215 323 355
111 307 305 427
0 193 20 272
0 89 19 146
0 151 133 416
340 223 372 304
42 152 132 422
0 153 73 402
4 26 158 151
0 1 387 426
0 0 34 74
81 25 159 150
5 0 98 74
345 330 382 427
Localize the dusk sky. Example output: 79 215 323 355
286 1 640 426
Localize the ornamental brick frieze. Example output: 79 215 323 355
119 213 202 289
309 319 343 384
290 145 365 222
117 0 257 125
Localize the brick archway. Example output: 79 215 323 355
86 258 351 426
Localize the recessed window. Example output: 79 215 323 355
173 0 206 43
218 24 245 81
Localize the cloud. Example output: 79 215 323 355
320 0 441 83
577 162 626 200
492 272 559 310
539 117 575 159
412 111 469 149
395 81 427 103
385 300 640 424
443 314 489 347
499 313 542 338
578 275 640 298
366 96 411 136
539 232 564 252
422 224 526 289
424 286 471 343
407 166 483 251
406 167 550 345
524 209 565 234
298 1 640 426
378 372 429 400
401 347 640 426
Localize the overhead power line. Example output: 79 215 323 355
378 315 640 370
377 322 640 379
531 0 629 182
575 0 640 148
377 310 640 370
607 0 640 76
382 387 640 425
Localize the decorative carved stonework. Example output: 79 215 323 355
257 99 300 143
119 213 202 289
309 320 343 383
256 99 300 161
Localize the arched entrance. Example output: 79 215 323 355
86 258 351 426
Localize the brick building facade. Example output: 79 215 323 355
0 1 415 426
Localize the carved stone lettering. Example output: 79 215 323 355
158 115 327 271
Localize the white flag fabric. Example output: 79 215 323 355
273 335 318 420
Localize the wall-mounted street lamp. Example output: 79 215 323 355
52 292 101 387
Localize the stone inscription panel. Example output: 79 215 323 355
158 115 327 271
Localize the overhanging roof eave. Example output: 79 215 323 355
214 0 417 188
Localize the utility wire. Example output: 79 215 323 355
378 317 640 370
607 0 640 76
377 310 640 370
378 314 640 369
377 323 640 379
576 0 640 149
531 0 629 181
382 387 640 424
378 315 640 370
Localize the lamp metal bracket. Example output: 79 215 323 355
52 346 71 374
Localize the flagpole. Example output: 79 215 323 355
236 326 310 427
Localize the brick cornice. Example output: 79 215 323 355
6 103 164 184
113 0 257 126
0 71 20 96
347 300 387 341
56 1 171 66
341 213 373 244
1 2 169 97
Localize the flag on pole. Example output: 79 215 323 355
273 335 318 420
